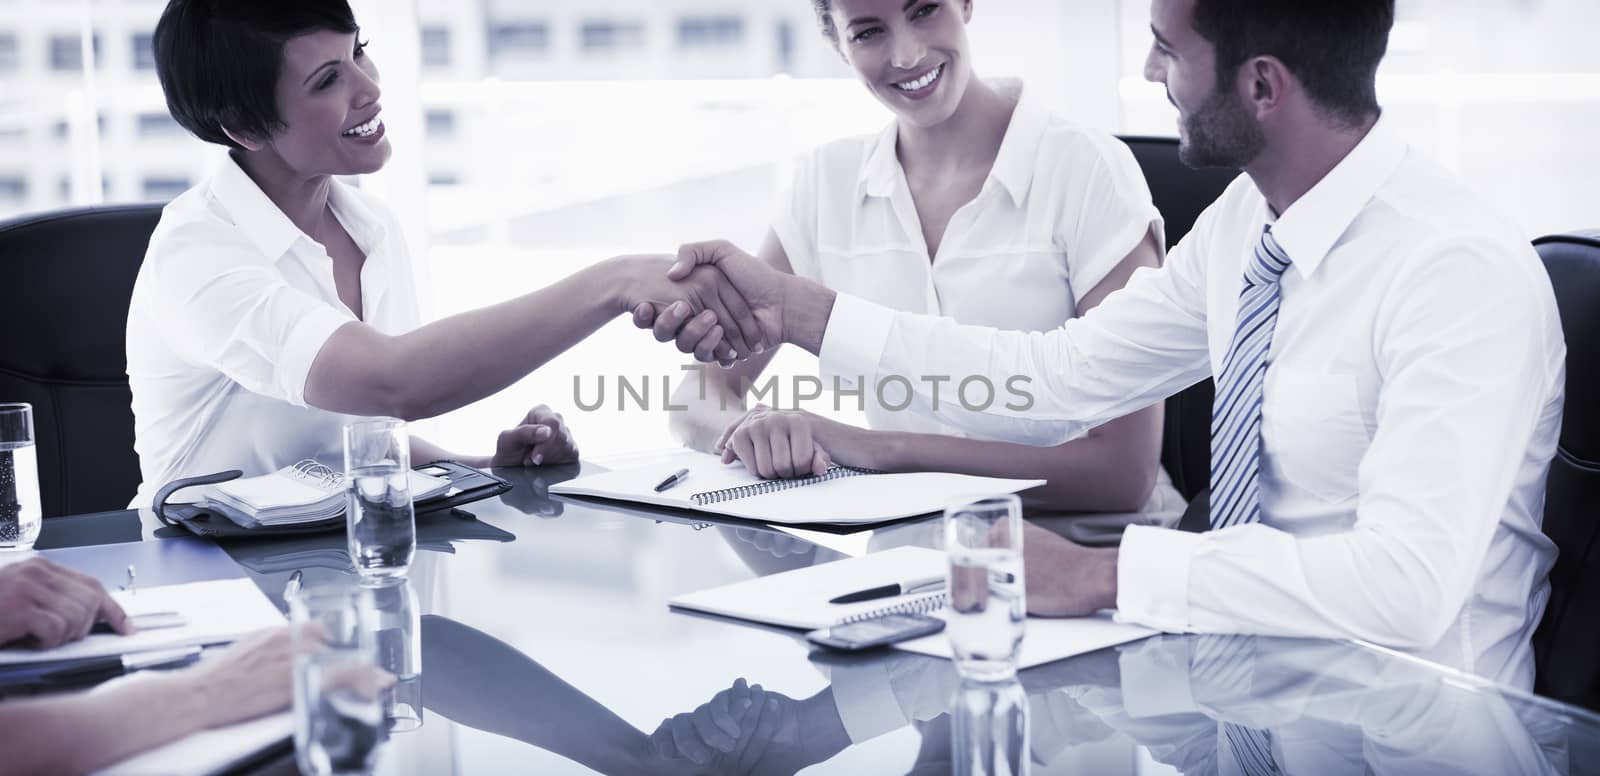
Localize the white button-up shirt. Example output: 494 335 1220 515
819 116 1565 688
126 154 421 508
778 81 1162 443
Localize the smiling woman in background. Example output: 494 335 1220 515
126 0 748 506
651 0 1180 513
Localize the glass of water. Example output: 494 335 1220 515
0 403 41 552
343 418 415 579
944 494 1026 681
370 577 422 732
291 585 387 776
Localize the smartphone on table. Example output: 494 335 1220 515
805 613 945 651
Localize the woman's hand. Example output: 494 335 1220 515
491 405 579 468
182 627 298 729
716 406 853 480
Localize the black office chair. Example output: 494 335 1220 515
1119 136 1239 504
0 204 164 517
1531 230 1600 712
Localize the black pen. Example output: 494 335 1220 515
653 468 690 493
36 646 202 686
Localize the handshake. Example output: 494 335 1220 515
617 241 833 368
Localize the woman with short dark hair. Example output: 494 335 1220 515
127 0 746 504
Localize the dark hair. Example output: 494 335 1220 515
1191 0 1393 128
809 0 840 45
153 0 359 150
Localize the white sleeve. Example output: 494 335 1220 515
1057 133 1165 300
148 225 351 407
769 151 822 282
818 225 1213 445
1117 239 1563 649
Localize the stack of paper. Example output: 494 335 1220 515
0 578 287 667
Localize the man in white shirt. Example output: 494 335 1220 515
653 0 1565 689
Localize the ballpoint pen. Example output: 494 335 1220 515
828 570 1017 605
283 569 302 604
653 468 690 493
828 576 945 604
36 646 203 687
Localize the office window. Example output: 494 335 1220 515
424 109 456 139
0 176 25 205
420 25 451 69
136 112 182 138
51 113 107 141
131 32 155 71
487 22 549 63
678 16 744 49
57 175 110 202
0 33 19 74
775 19 794 72
141 176 191 201
580 20 645 55
48 33 100 72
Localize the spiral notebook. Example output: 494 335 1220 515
670 547 1156 668
550 449 1044 526
206 459 450 528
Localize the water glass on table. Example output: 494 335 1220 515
291 585 387 776
0 403 41 552
343 418 415 579
944 494 1026 681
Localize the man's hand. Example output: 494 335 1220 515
0 557 133 648
1023 522 1120 617
617 255 765 366
490 405 578 468
632 241 836 357
716 406 854 480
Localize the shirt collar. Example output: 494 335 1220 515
856 79 1045 206
1267 113 1408 278
208 153 303 261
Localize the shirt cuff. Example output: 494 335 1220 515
818 293 895 391
1114 525 1200 633
278 305 354 408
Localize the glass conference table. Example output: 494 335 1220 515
37 459 1600 776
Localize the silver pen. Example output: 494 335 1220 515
283 569 302 604
124 565 137 597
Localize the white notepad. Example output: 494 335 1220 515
669 547 1155 668
551 449 1044 525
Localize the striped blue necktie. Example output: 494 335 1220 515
1211 226 1293 530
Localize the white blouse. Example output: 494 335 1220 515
772 81 1162 441
773 81 1182 515
126 154 421 508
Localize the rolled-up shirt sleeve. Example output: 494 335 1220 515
148 225 352 408
818 229 1213 445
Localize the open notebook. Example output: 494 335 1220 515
206 459 450 528
550 450 1044 525
669 546 1155 668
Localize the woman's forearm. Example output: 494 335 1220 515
841 408 1164 512
0 672 207 775
307 257 645 421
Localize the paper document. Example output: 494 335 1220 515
0 578 285 666
670 547 1155 667
554 449 1044 525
